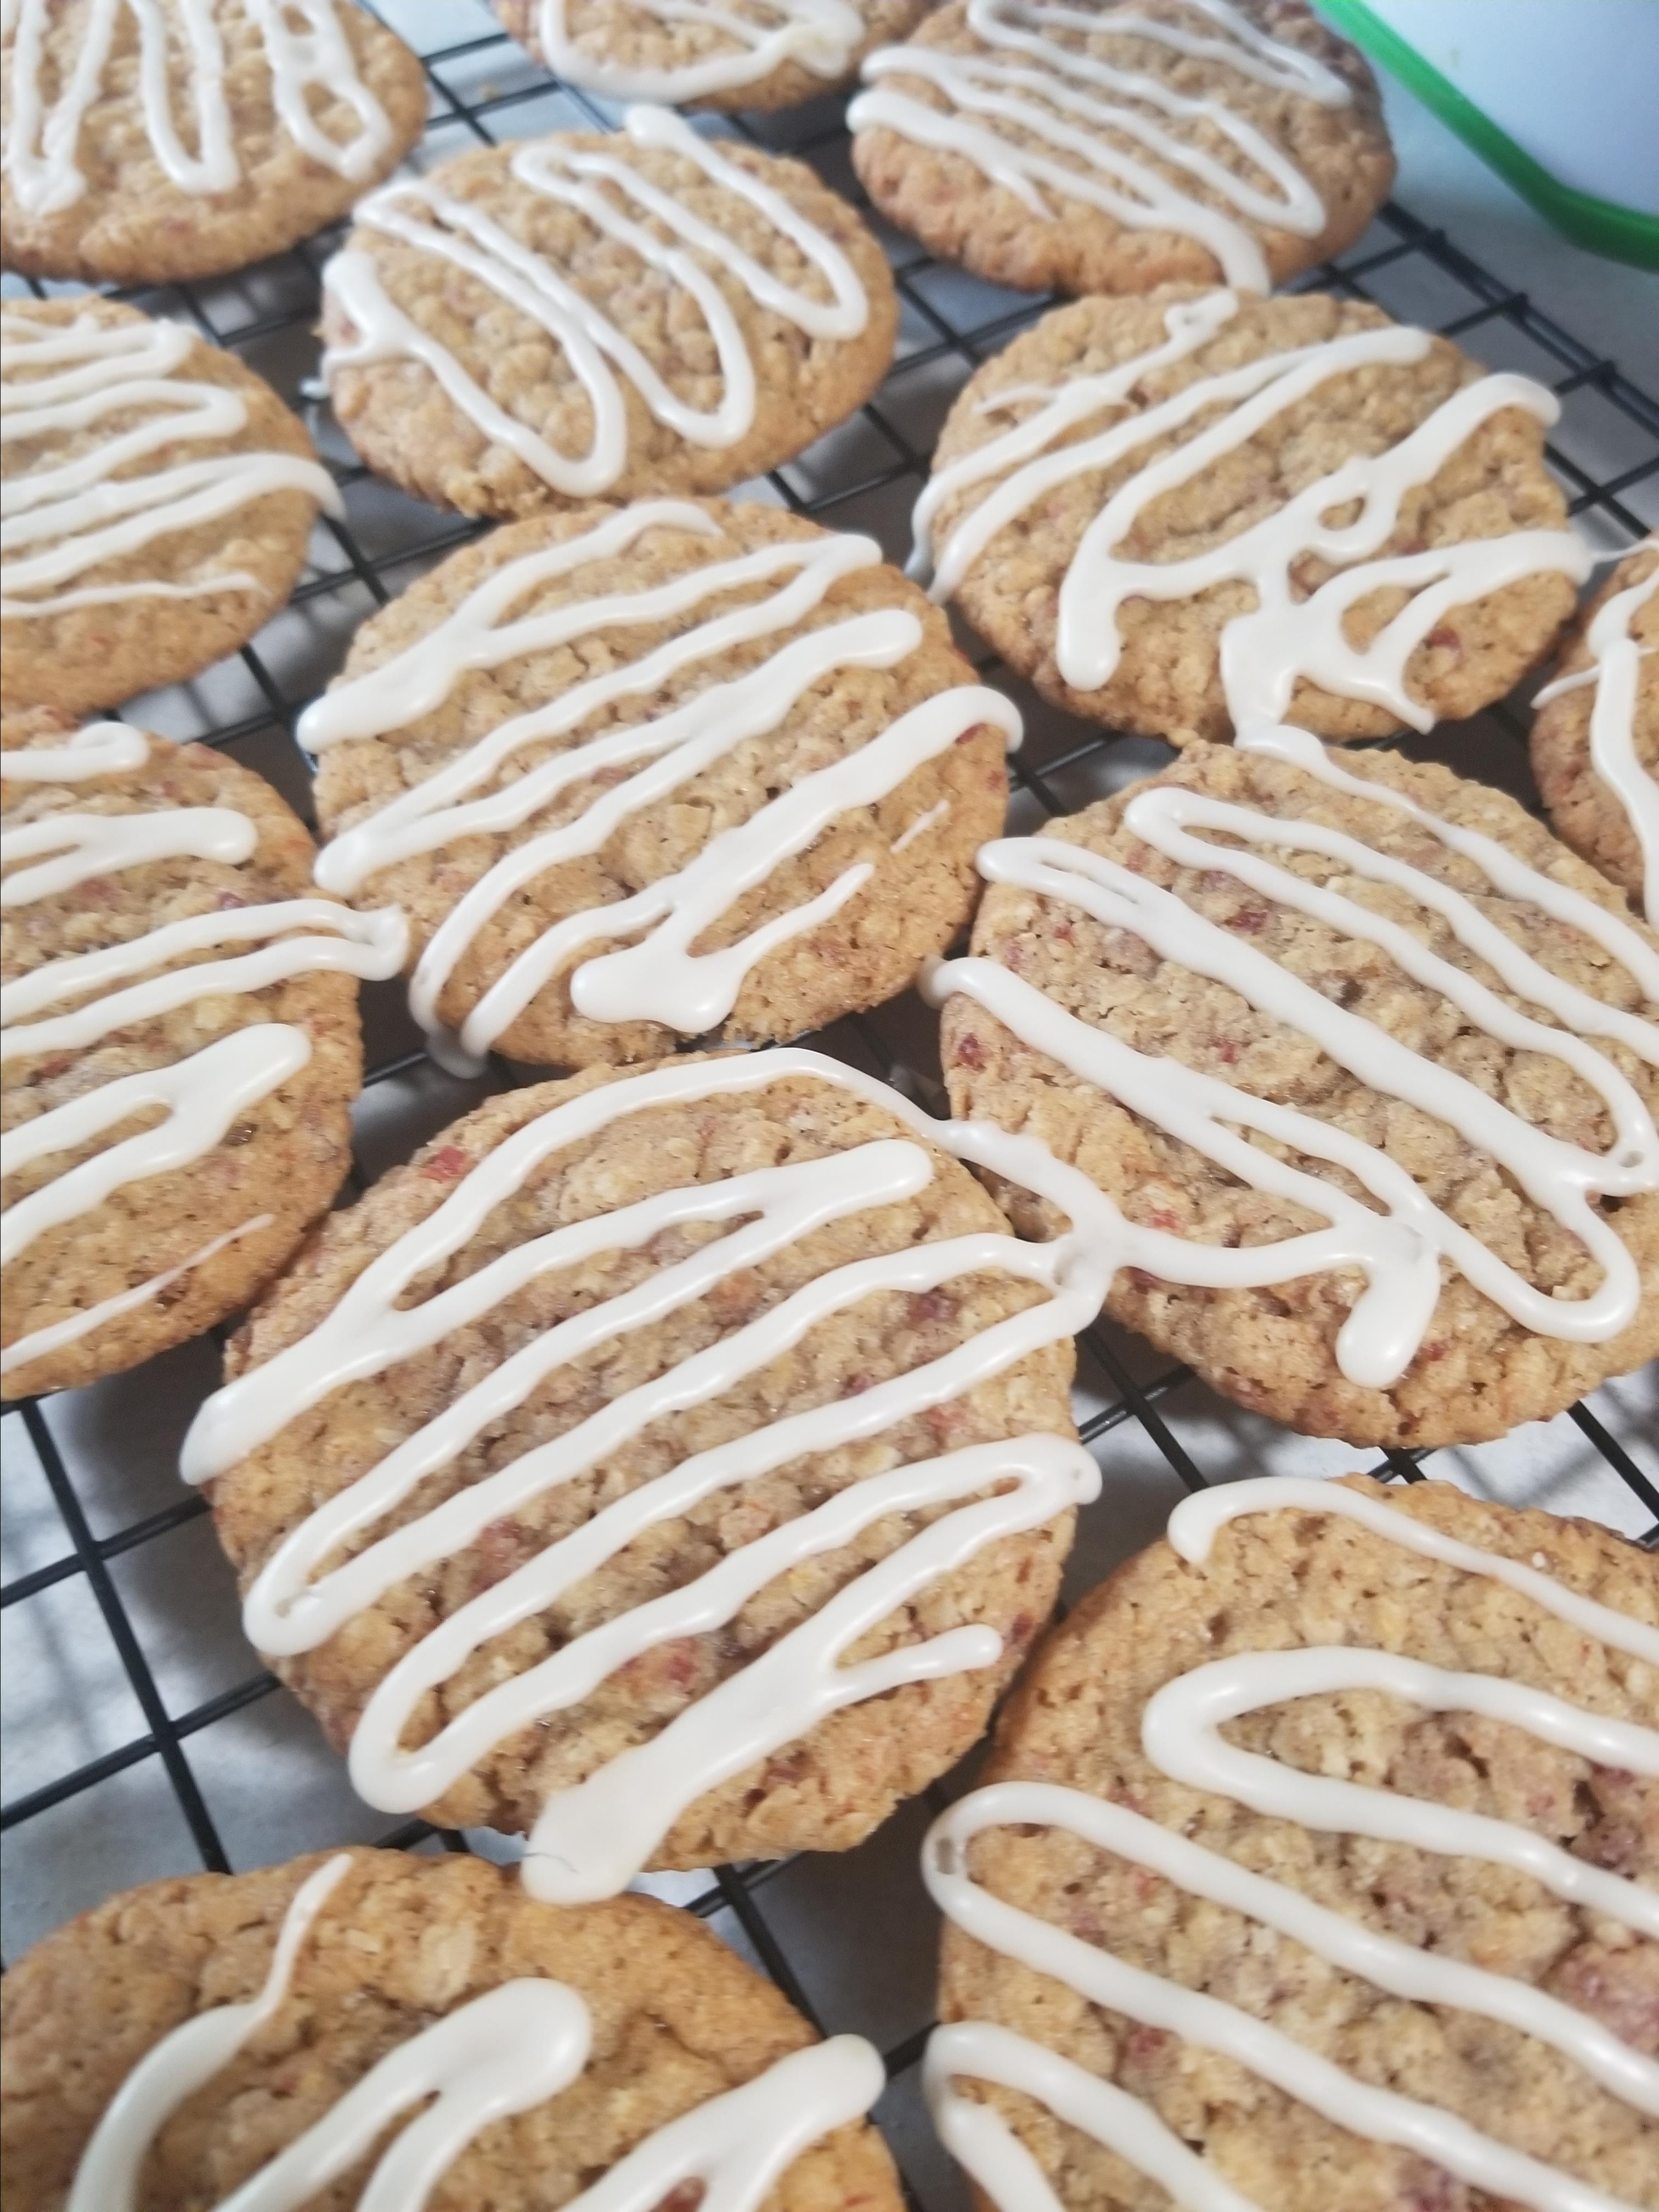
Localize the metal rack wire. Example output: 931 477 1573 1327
2 5 1656 2198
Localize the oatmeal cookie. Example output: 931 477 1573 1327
305 496 1012 1071
191 1051 1088 1881
0 1846 902 2212
1 298 338 719
849 0 1393 298
917 286 1582 746
495 0 928 110
319 111 897 520
936 740 1659 1447
1 710 400 1400
1 0 427 286
1532 539 1659 918
931 1473 1658 2212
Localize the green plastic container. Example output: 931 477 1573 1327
1318 0 1659 270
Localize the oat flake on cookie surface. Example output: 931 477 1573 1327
849 0 1394 298
1 709 403 1400
1 0 428 287
915 284 1585 747
304 495 1014 1074
0 1845 904 2211
319 106 897 521
184 1048 1096 1886
927 1472 1659 2212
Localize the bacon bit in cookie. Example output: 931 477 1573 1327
1124 2026 1171 2067
842 1371 875 1397
216 890 247 910
1124 1267 1159 1291
909 1289 957 1327
1143 1206 1182 1234
1424 625 1463 659
1548 1942 1659 2054
653 2185 707 2212
1224 906 1268 933
1008 1611 1034 1646
926 1402 970 1443
471 1517 531 1589
955 1032 984 1070
421 1146 469 1182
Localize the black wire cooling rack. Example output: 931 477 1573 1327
3 5 1658 2197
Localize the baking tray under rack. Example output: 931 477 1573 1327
2 6 1657 2201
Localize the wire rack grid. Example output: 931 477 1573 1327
2 5 1657 2200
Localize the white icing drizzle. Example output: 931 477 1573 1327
0 720 149 781
1 755 405 1297
533 0 864 101
2 1026 313 1269
0 803 257 906
301 500 1014 1071
932 747 1659 1379
1 0 398 217
0 898 408 1058
851 0 1353 295
913 293 1590 720
67 1850 886 2212
916 292 1651 1385
0 1212 272 1381
926 1477 1659 2212
321 105 867 501
182 1047 1104 1900
1536 543 1659 915
893 796 951 851
0 309 341 618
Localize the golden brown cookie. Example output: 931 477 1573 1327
2 298 339 719
495 0 928 110
304 496 1013 1071
929 1473 1659 2212
850 0 1394 298
2 710 402 1401
1 0 427 286
915 285 1583 746
935 739 1659 1447
0 1846 903 2212
189 1050 1090 1884
319 112 898 521
1532 539 1659 918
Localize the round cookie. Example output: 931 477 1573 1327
1 0 427 286
0 1846 902 2211
303 496 1013 1071
2 298 340 719
1 710 403 1401
935 738 1659 1447
1532 538 1659 918
187 1049 1091 1884
915 285 1583 746
496 0 929 110
319 109 898 521
850 0 1394 298
929 1474 1659 2212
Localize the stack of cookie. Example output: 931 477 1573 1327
2 3 1655 2208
